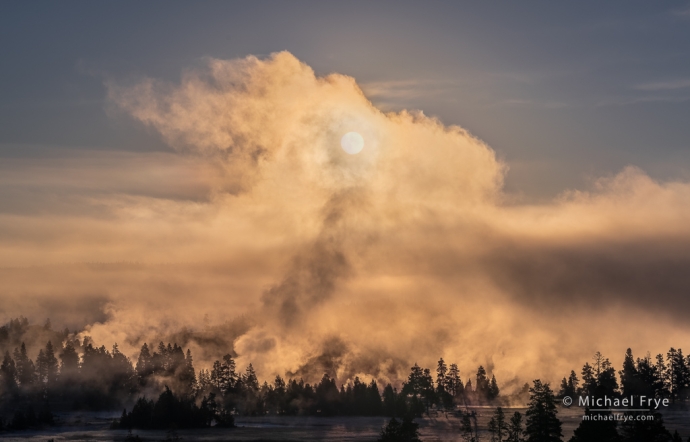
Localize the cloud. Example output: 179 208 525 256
2 52 690 390
634 78 690 91
672 6 690 18
359 79 462 111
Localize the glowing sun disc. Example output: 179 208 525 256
340 132 364 155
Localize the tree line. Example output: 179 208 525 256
560 349 689 442
559 348 690 404
0 321 513 432
1 317 689 441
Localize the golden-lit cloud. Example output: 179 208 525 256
2 52 690 390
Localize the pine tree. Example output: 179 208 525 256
489 416 499 442
569 408 620 442
243 363 259 391
460 411 477 442
111 343 135 394
211 360 223 392
654 354 669 398
492 407 507 441
13 343 35 387
179 349 196 394
507 411 525 442
367 379 383 416
597 357 618 397
210 354 237 395
59 342 80 380
421 367 435 411
593 352 604 378
667 348 688 402
447 363 463 397
150 341 167 375
567 371 579 397
476 366 489 400
635 353 658 398
135 343 152 382
382 383 397 417
168 344 185 376
559 371 578 398
488 375 500 400
36 349 47 385
274 375 286 395
36 343 58 388
618 410 672 442
402 363 424 395
436 358 447 389
667 348 678 402
377 416 421 442
0 351 18 391
197 368 211 392
620 348 639 397
559 377 569 398
42 342 59 388
525 380 562 442
580 363 596 396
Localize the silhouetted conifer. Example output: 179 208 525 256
377 416 421 442
0 350 18 392
620 348 640 397
654 354 669 398
402 363 433 415
595 353 619 397
13 343 35 386
619 411 672 442
368 379 383 415
59 341 79 378
243 363 259 391
568 408 620 442
492 407 507 441
559 371 578 398
580 363 596 396
460 411 478 442
476 366 489 401
314 374 338 415
667 348 689 402
382 383 397 417
636 353 661 398
447 363 463 398
488 375 500 400
525 380 562 442
507 411 525 442
178 349 196 395
436 358 447 392
135 343 152 383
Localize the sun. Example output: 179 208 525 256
340 132 364 155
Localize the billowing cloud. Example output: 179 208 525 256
2 52 690 390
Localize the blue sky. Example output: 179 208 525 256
4 1 690 381
2 0 690 198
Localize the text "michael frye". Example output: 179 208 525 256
579 396 669 409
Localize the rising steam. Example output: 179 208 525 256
1 52 690 390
